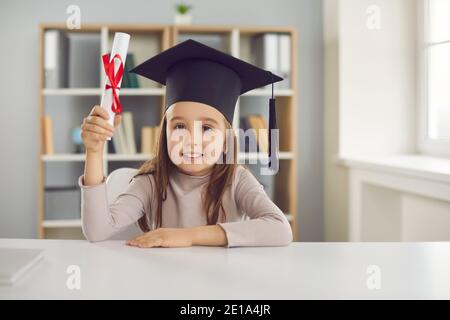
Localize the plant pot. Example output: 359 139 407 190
174 13 192 25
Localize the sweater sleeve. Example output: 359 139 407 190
218 167 293 248
78 174 151 242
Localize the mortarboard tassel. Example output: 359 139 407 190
268 72 279 172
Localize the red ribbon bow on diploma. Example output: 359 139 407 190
102 53 124 114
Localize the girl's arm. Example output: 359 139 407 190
80 106 148 242
82 105 117 186
79 173 150 242
126 225 228 248
217 167 293 248
191 225 228 246
83 151 105 186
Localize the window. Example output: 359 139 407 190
419 0 450 157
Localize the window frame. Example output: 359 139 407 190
417 0 450 157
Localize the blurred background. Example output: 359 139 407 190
0 0 448 242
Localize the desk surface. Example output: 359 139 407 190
1 239 449 299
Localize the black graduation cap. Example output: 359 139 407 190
129 39 283 170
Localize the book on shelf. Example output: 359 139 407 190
251 33 291 90
43 115 54 155
122 112 137 154
141 126 160 155
279 34 291 88
247 115 268 153
256 115 269 153
121 53 140 88
240 115 269 153
44 30 101 89
239 117 257 153
44 30 69 88
68 33 101 88
111 111 161 156
112 119 125 154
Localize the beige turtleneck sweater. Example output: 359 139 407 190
78 165 293 247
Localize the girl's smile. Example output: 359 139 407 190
182 151 203 164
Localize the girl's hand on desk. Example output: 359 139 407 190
126 228 193 248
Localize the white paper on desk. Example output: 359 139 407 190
100 32 130 140
0 248 44 286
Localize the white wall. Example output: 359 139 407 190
324 0 418 241
402 194 450 241
339 0 417 157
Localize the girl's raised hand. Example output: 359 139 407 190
81 105 121 154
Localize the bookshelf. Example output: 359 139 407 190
38 23 298 240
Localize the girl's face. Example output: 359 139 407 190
165 101 228 176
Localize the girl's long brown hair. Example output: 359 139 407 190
132 116 238 232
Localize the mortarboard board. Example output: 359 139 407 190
129 39 283 170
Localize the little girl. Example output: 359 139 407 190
78 39 293 248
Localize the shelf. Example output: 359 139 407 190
45 186 79 191
42 154 85 162
42 152 294 162
242 89 294 97
42 153 154 162
106 153 153 161
43 88 165 96
43 88 101 96
43 219 81 228
119 88 165 96
238 152 294 161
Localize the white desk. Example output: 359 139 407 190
1 239 449 299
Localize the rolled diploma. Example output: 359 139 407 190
100 32 130 140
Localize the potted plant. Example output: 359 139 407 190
174 3 193 25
